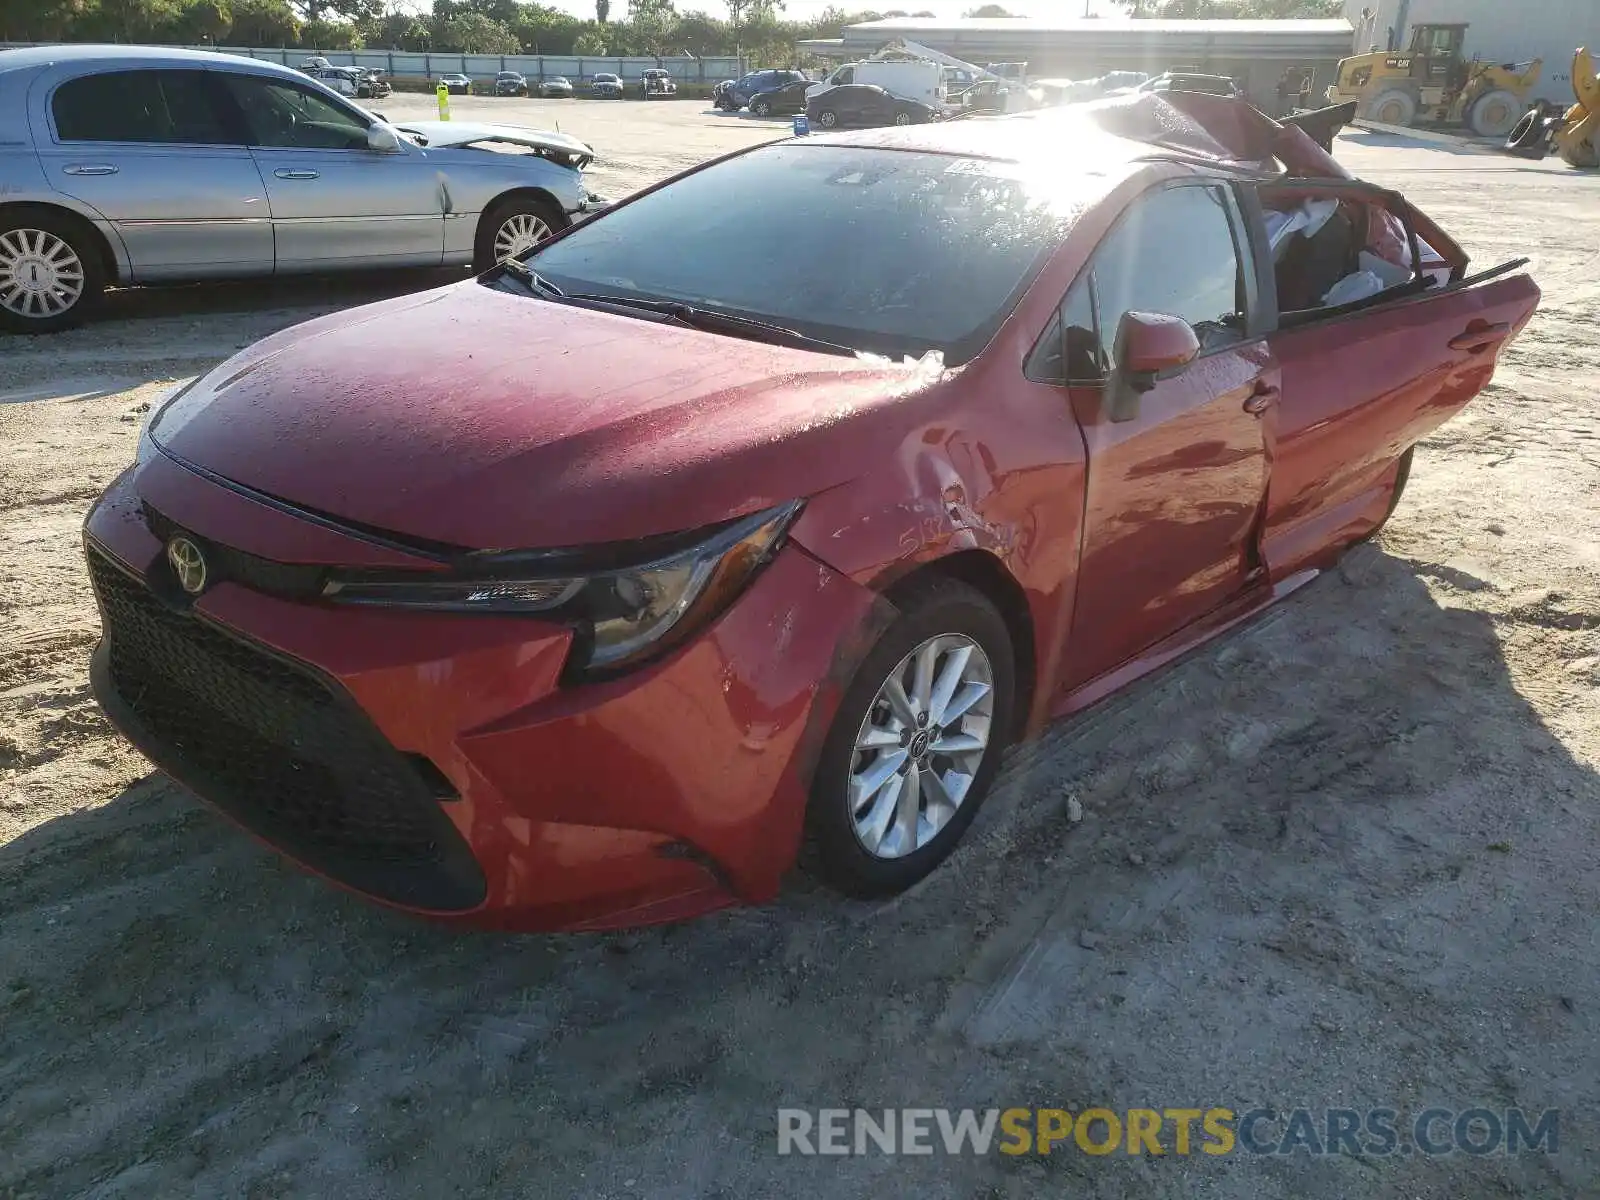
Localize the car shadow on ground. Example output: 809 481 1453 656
91 267 471 324
1 547 1595 1197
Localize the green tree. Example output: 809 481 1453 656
290 0 381 23
510 3 588 53
435 9 519 51
573 27 607 53
963 3 1015 14
299 15 362 44
596 0 609 23
181 0 235 41
227 0 300 42
0 0 93 40
627 0 674 55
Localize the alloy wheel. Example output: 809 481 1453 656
0 227 85 321
818 110 838 128
848 633 995 860
492 213 553 263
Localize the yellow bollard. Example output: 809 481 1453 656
437 82 451 121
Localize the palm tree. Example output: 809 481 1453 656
596 0 610 22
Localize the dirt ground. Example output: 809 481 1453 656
2 101 1598 1199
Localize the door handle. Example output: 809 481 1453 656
273 168 321 180
62 164 118 176
1448 322 1512 353
1243 384 1280 415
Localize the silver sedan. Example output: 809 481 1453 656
0 45 600 332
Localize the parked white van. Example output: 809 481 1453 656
806 59 946 108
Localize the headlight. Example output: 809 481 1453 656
322 501 804 678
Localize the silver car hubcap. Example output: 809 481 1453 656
820 111 837 127
0 228 85 320
493 213 552 263
895 112 912 125
849 634 994 860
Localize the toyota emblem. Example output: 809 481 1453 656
166 536 208 595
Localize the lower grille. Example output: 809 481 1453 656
87 544 486 912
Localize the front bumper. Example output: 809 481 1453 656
83 457 876 931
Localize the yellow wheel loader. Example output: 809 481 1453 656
1506 47 1600 168
1326 22 1541 138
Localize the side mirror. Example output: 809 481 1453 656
367 124 401 153
1103 311 1200 423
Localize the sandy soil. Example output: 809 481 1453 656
1 108 1597 1198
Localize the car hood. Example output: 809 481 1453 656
395 120 594 161
151 283 952 552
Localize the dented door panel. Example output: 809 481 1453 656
1262 272 1540 578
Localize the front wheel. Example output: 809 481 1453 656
815 109 838 128
1468 89 1521 138
1365 88 1417 127
752 98 772 116
804 577 1016 897
474 195 568 271
0 210 105 334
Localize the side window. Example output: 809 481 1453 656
53 69 233 145
1026 278 1104 385
1092 184 1245 362
221 75 369 151
836 67 855 85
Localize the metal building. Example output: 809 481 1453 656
1344 0 1600 103
798 16 1357 109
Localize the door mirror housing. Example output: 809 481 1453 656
1103 311 1200 422
367 123 401 153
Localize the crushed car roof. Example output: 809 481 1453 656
813 91 1335 179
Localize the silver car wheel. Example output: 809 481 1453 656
492 213 553 263
848 633 994 860
0 227 85 321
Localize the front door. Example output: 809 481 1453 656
215 72 445 272
1059 182 1275 691
36 66 273 280
1262 270 1540 577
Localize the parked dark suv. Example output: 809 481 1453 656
716 68 808 111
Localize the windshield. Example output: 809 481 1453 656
527 144 1079 364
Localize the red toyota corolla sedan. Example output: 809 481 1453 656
84 95 1538 931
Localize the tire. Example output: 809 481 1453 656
804 577 1016 898
1364 88 1417 127
1506 109 1543 150
752 98 772 117
0 208 105 334
1560 132 1600 169
474 194 568 272
1468 89 1521 139
893 109 915 126
816 109 838 128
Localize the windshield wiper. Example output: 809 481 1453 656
562 293 857 357
494 258 566 297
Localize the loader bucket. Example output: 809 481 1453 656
1557 47 1599 167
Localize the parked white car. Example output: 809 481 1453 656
0 46 602 332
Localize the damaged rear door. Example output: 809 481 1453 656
1248 180 1540 579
